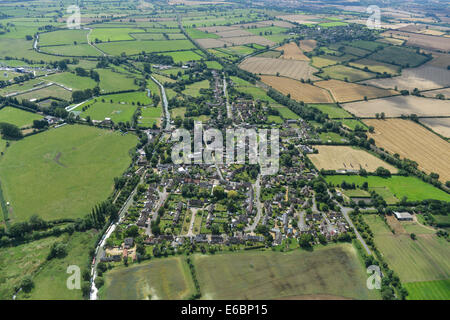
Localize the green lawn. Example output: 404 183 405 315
274 106 300 119
193 243 379 300
138 105 162 128
100 256 196 300
235 86 275 103
97 68 140 93
326 175 450 202
0 106 42 128
205 61 222 70
0 125 137 222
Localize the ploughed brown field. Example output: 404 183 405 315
277 42 309 61
308 145 398 173
381 30 450 52
239 57 319 80
315 79 397 103
261 75 333 103
364 119 450 182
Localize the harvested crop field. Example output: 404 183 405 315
299 39 317 52
261 75 333 103
364 119 450 182
349 58 400 75
421 88 450 99
427 53 450 69
381 30 450 52
315 80 397 103
342 95 450 117
419 118 450 138
277 42 309 61
239 57 319 80
222 35 275 47
308 145 398 173
363 65 450 91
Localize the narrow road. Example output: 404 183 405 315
186 208 198 237
90 173 145 300
85 28 107 56
151 75 171 131
246 175 262 232
223 75 232 119
146 188 168 236
339 204 372 256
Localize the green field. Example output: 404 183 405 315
311 54 355 68
138 105 162 128
97 68 140 93
340 119 368 131
0 236 60 299
185 28 220 39
205 61 223 70
0 125 136 222
274 106 300 119
101 256 196 300
0 106 42 128
45 72 97 91
319 132 348 143
96 40 195 55
16 84 72 101
89 28 145 42
193 244 379 300
164 50 204 63
319 65 375 82
326 175 450 202
235 86 275 103
310 104 353 119
349 58 400 75
18 231 98 300
368 46 429 67
404 280 450 300
39 29 89 46
364 215 450 285
41 44 101 57
182 79 210 97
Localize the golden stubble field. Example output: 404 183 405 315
239 57 320 80
315 79 398 103
364 119 450 182
277 42 310 61
261 75 333 103
307 145 398 173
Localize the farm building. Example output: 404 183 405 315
393 211 413 221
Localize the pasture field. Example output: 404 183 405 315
44 72 97 91
164 50 204 63
349 58 400 75
364 119 450 182
340 119 368 131
239 57 320 81
311 54 355 68
419 118 450 138
368 46 429 67
193 244 379 300
326 175 450 202
100 256 196 300
97 68 140 93
77 99 139 123
309 103 353 118
18 231 98 300
363 64 450 92
363 215 450 284
318 132 348 143
267 115 283 124
235 85 275 103
261 75 333 103
277 42 309 61
404 280 450 300
38 29 88 46
89 28 145 42
40 44 101 57
0 38 68 63
319 65 375 82
138 105 162 128
171 107 186 119
16 84 72 101
347 40 386 51
0 78 47 96
0 236 60 299
0 106 42 128
343 96 450 117
205 61 223 70
274 106 300 119
182 79 210 97
96 40 195 55
308 146 398 173
0 125 137 222
185 28 220 39
315 80 397 103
